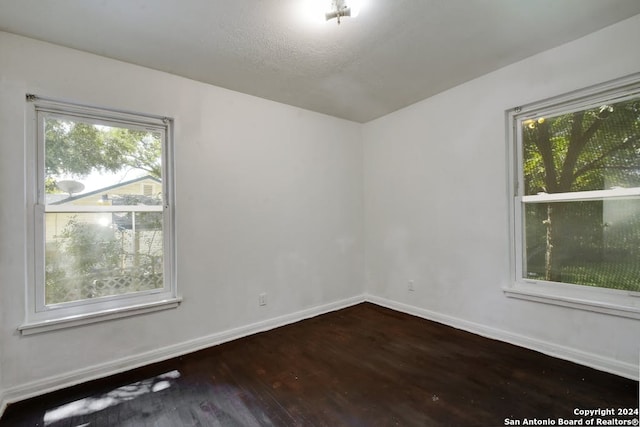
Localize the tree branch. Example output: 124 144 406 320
572 135 640 180
559 112 611 191
534 121 558 192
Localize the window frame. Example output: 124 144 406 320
505 73 640 320
20 96 180 335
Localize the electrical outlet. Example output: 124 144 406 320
408 280 415 291
259 293 267 306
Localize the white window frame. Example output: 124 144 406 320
505 73 640 320
20 96 180 335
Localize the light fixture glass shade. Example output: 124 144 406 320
298 0 363 26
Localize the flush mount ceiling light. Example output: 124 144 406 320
299 0 362 26
325 0 360 24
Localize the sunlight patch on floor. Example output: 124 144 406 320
43 370 181 425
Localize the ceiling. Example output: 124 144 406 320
1 1 639 123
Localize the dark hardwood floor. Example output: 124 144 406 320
1 303 638 426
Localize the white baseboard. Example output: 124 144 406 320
365 294 638 381
0 391 6 419
2 292 636 417
0 295 366 413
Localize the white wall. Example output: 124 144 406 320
0 31 363 403
363 14 640 378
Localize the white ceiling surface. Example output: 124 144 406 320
1 1 640 123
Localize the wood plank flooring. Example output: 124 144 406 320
1 303 637 426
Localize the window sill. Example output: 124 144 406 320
504 282 640 320
18 297 182 336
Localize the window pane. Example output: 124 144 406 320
522 98 640 196
45 212 164 305
519 92 640 292
523 200 640 292
44 117 163 206
42 114 165 306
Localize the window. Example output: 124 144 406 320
21 96 179 334
506 74 640 318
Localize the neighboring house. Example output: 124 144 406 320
45 175 162 242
